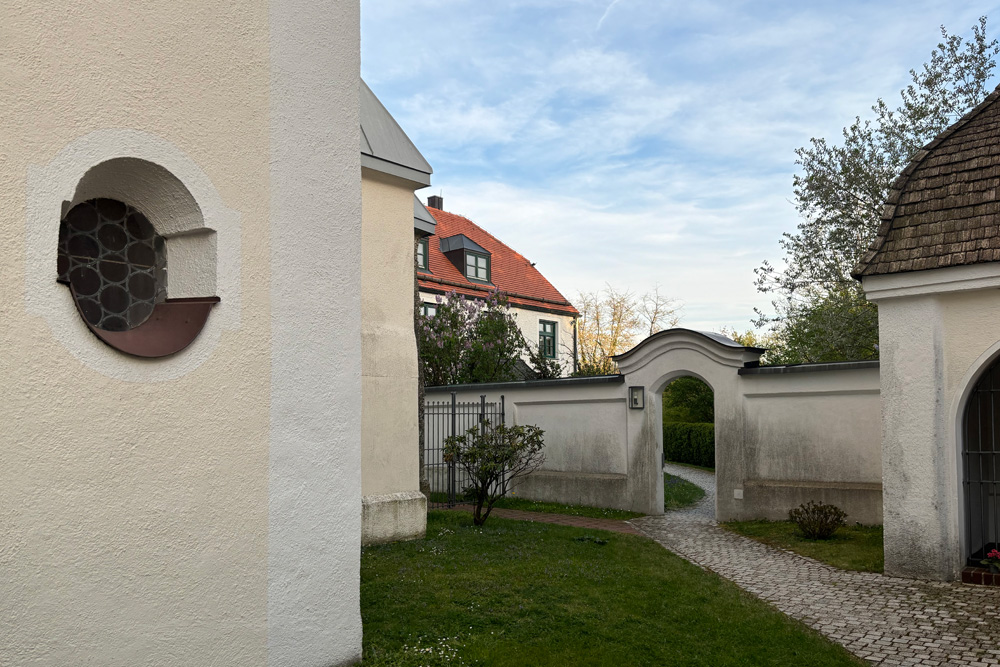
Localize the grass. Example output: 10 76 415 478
721 520 884 573
489 496 643 520
361 511 864 666
430 472 706 520
664 472 705 510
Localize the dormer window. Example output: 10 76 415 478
416 237 428 271
439 233 491 284
465 251 490 283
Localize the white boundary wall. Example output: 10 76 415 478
428 329 883 524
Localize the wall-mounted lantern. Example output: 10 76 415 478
629 386 645 410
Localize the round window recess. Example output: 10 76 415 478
58 198 220 358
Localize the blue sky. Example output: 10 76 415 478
361 1 996 332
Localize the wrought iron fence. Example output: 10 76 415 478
424 392 505 508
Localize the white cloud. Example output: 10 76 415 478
363 1 999 333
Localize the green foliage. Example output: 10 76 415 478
416 290 531 386
722 520 884 572
789 501 848 540
361 512 865 666
663 473 706 511
444 420 545 526
755 18 999 364
663 422 715 468
662 376 714 423
764 288 879 365
525 341 564 380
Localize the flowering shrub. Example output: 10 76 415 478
444 420 545 526
788 500 847 540
417 290 531 386
982 548 1000 567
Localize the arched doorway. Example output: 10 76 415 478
661 375 715 470
963 359 1000 566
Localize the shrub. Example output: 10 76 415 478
663 422 714 468
788 501 847 540
444 420 545 526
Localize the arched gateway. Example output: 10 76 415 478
612 329 764 519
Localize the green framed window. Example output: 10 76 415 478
416 237 428 270
539 320 556 359
421 303 437 317
465 251 490 282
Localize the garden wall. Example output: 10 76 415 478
426 330 884 523
738 362 883 524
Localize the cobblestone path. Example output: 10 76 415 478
632 464 1000 667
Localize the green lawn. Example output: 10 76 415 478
489 496 643 520
721 520 884 573
664 472 705 510
431 473 705 520
361 512 863 666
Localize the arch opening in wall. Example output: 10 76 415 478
962 356 1000 566
659 374 716 471
57 158 220 358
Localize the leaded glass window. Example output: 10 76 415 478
58 198 166 332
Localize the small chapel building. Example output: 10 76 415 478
855 84 1000 581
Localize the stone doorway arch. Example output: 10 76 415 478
613 329 763 518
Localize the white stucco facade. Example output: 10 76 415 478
1 3 363 665
419 292 578 375
864 264 1000 580
361 170 427 544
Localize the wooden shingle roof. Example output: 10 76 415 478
853 84 1000 278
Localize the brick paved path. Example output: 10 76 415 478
634 464 1000 667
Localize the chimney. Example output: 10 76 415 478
427 194 443 210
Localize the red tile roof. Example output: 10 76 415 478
419 207 579 316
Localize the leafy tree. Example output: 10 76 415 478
662 376 713 424
444 421 546 526
417 290 528 386
526 341 564 380
755 18 999 363
575 284 680 376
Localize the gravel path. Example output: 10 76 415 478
631 464 1000 666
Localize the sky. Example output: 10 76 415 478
361 1 997 332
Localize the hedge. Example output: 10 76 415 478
663 422 715 468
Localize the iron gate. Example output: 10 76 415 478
424 392 505 508
963 361 1000 566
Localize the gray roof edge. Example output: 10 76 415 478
426 374 625 392
739 359 880 375
360 79 433 176
361 154 431 187
414 195 437 236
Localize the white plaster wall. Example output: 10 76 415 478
0 1 362 665
360 169 425 543
510 307 577 374
742 370 881 483
425 380 632 508
866 266 1000 580
740 368 883 524
268 1 361 664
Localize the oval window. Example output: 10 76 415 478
58 198 166 332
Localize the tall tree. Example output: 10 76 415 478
755 18 999 363
575 284 680 376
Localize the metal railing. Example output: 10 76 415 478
424 392 505 508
